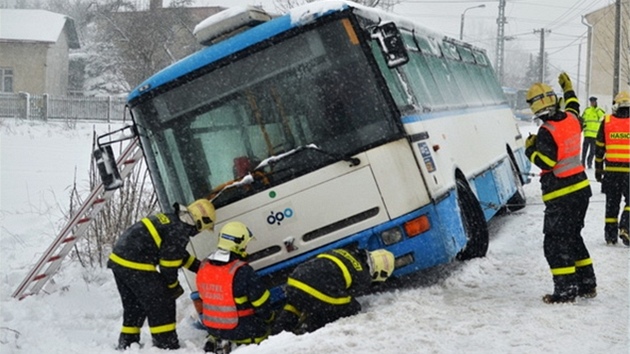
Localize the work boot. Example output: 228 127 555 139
203 338 217 353
116 333 140 350
152 331 180 350
576 263 597 299
543 274 577 304
578 287 597 298
542 293 576 304
619 228 630 246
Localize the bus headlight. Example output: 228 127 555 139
380 227 403 245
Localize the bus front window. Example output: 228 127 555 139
131 18 400 207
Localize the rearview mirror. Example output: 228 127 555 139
371 22 409 68
93 145 123 191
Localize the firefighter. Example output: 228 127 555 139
196 221 275 354
271 247 395 335
108 199 216 350
581 96 606 168
524 72 597 304
594 91 630 246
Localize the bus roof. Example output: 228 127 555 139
127 0 483 102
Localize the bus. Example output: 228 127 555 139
100 1 531 303
503 87 533 121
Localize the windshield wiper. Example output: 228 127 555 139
254 144 360 171
210 145 360 203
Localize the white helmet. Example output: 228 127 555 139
367 249 395 282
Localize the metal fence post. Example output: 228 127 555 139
43 93 49 121
18 91 30 119
107 96 111 123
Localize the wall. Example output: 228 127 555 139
0 42 47 94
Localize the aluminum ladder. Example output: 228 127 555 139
12 138 143 300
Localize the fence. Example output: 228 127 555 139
0 92 129 122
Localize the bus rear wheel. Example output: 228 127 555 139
455 179 489 260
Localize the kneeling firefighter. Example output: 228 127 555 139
271 247 395 335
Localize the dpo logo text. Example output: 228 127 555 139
266 208 294 226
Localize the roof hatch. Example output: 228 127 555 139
193 6 274 46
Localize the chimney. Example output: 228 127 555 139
150 0 162 11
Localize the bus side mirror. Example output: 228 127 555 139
93 145 124 191
372 22 409 68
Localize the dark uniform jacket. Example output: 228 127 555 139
288 248 373 304
107 212 200 288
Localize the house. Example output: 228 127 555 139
0 9 80 95
584 1 630 109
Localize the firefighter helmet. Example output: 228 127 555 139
526 83 558 117
187 199 216 232
614 91 630 108
367 249 395 282
217 221 253 256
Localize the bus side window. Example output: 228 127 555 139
473 50 506 105
369 40 413 110
398 33 446 111
416 36 466 108
441 42 482 108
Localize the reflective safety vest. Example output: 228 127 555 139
541 113 585 177
196 259 254 330
582 106 605 138
603 114 630 165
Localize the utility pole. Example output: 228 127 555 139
613 0 621 97
495 0 507 85
581 16 593 100
577 42 582 97
534 28 551 83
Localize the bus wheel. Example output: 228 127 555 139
506 158 526 212
455 179 489 260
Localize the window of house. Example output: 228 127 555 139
1 68 14 93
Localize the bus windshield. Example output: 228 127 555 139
131 18 401 207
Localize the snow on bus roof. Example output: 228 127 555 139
288 1 471 51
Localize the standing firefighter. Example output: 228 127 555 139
524 72 597 304
595 91 630 246
108 199 216 350
581 96 606 168
271 247 395 334
196 221 274 354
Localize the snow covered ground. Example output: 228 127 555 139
0 118 628 354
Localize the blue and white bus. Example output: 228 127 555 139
119 1 530 302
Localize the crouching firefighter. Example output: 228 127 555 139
271 247 395 335
196 221 275 353
525 72 597 304
108 199 216 350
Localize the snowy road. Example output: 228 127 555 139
1 119 628 353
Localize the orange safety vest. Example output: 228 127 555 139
196 259 254 330
541 112 585 177
603 115 630 164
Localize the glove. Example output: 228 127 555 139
558 72 573 92
525 134 537 149
168 283 184 299
595 170 603 182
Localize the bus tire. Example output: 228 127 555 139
506 157 526 212
455 179 489 260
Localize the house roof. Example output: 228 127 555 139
0 9 80 49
